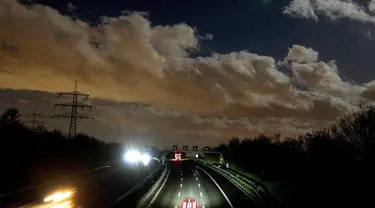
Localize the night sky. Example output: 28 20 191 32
27 0 375 82
1 0 375 147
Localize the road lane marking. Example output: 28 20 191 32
178 192 181 197
198 183 200 187
180 184 183 187
175 206 178 208
197 166 234 208
196 177 198 180
181 178 183 181
200 192 203 197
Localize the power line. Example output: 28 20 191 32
23 108 45 132
52 80 94 139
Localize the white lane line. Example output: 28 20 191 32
180 184 183 187
202 206 205 208
198 183 200 187
178 192 181 197
181 178 183 181
175 206 178 208
197 166 234 208
196 177 198 180
200 192 203 197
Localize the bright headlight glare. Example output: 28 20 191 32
44 191 73 203
141 153 151 165
125 150 142 163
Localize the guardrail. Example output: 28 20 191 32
113 164 164 205
196 160 271 208
110 163 168 208
136 165 169 208
223 167 270 196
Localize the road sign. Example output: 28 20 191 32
193 146 198 151
183 145 188 150
173 145 178 150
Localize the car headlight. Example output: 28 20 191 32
141 153 151 165
44 190 74 203
124 150 142 163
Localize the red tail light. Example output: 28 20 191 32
180 200 198 208
181 201 187 208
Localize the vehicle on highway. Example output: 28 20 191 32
42 188 76 208
174 152 182 161
180 198 198 208
123 149 152 166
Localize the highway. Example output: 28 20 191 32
5 160 257 208
152 160 256 208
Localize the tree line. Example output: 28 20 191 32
0 108 123 194
213 107 375 208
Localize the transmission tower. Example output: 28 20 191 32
23 108 44 132
52 80 93 139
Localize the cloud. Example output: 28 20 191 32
0 0 374 146
283 0 375 24
285 45 319 63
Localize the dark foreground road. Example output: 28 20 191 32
11 160 257 208
152 160 256 208
6 161 160 208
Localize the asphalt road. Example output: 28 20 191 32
9 160 257 208
6 161 160 208
152 160 256 208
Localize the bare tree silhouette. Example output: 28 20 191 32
210 107 375 208
0 108 124 195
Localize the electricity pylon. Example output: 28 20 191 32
52 80 93 139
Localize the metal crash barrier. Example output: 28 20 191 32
196 160 271 208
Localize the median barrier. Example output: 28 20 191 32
136 164 169 208
110 163 167 208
